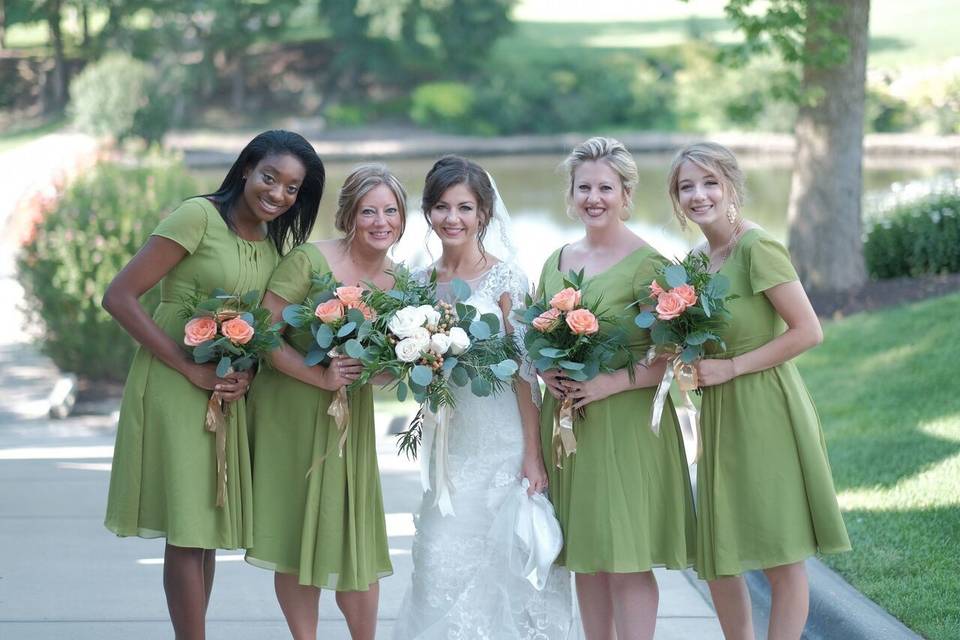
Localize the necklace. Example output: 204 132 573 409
709 217 746 271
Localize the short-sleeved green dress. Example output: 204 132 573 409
695 229 851 580
105 197 278 549
244 243 392 591
537 246 696 573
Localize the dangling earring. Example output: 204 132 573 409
727 203 738 225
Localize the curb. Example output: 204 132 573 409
745 558 923 640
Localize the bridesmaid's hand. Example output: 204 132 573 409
695 358 737 387
563 372 622 410
317 356 364 391
186 364 251 401
538 368 567 400
521 451 549 495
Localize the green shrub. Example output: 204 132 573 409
409 82 477 132
864 188 960 279
17 153 196 381
69 53 181 143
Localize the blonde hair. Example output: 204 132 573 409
335 163 408 245
562 136 638 220
666 142 745 226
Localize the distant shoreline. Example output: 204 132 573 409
166 129 960 166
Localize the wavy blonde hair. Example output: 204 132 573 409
335 163 408 245
666 142 745 227
562 136 639 221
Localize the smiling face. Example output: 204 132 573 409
675 159 730 228
571 160 629 228
351 183 403 253
428 182 485 250
238 153 307 225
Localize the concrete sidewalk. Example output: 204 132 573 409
0 132 722 638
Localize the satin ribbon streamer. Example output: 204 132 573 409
420 404 455 517
326 386 350 457
647 347 702 465
551 397 577 469
204 392 228 508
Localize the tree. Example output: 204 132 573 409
717 0 871 292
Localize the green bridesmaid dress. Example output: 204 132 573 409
695 228 851 581
537 246 696 573
244 243 392 590
105 197 278 549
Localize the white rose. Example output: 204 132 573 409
410 326 431 350
448 326 471 355
418 304 441 328
430 332 452 355
395 337 425 363
388 306 427 339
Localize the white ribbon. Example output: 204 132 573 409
420 404 455 517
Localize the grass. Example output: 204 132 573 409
0 118 67 153
797 292 960 639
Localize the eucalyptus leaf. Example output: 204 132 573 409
239 312 255 326
706 274 731 298
471 376 492 397
240 290 260 306
304 348 326 367
233 355 254 371
567 369 589 382
451 364 470 386
664 265 688 288
701 294 713 318
346 308 365 325
396 381 408 402
344 339 366 359
450 278 472 301
337 321 357 338
538 347 566 358
282 305 304 327
680 345 701 364
469 320 491 340
410 365 434 387
216 356 232 378
480 312 501 334
315 324 334 348
558 360 585 370
490 359 519 380
442 356 459 372
634 310 656 328
686 331 710 346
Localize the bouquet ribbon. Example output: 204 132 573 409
551 397 577 469
204 391 229 508
326 386 350 457
420 404 455 517
647 346 701 465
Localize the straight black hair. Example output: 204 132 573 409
202 130 325 254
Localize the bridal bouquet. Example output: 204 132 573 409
280 272 378 456
347 266 520 458
632 252 737 461
180 288 282 506
515 269 632 467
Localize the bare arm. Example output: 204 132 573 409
260 290 362 391
102 236 248 400
696 280 822 387
500 292 547 494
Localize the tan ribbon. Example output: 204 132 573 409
552 397 577 469
647 346 702 465
327 386 350 457
204 391 229 508
420 404 455 517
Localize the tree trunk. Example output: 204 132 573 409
46 0 68 110
231 54 246 113
786 0 870 293
0 0 7 49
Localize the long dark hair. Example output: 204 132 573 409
421 155 495 257
202 130 325 254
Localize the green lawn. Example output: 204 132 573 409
0 118 67 153
797 292 960 639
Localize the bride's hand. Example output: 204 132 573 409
538 368 567 400
563 372 622 410
521 451 548 495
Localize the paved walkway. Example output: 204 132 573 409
0 133 723 638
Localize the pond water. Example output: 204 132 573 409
195 154 959 280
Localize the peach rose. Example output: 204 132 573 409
314 298 345 324
221 317 255 345
531 307 562 332
549 287 582 312
672 283 697 307
335 285 364 307
655 292 688 321
649 280 666 298
565 308 599 335
356 302 377 321
184 316 217 346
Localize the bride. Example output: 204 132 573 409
392 156 572 640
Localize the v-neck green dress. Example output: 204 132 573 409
537 246 696 573
695 229 850 580
245 243 392 591
105 197 278 549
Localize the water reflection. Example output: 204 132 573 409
194 154 958 280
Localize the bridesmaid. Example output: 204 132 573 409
244 164 405 640
667 142 850 640
536 137 696 640
103 130 325 638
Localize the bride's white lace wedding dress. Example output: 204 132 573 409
392 260 572 640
